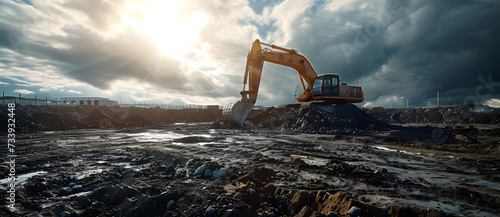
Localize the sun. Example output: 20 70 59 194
135 0 208 58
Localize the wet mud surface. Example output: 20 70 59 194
1 121 499 216
1 103 499 216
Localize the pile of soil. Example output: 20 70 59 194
364 104 500 124
0 105 222 133
212 103 499 136
246 103 392 133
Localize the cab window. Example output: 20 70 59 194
312 76 323 96
324 78 332 87
313 78 322 89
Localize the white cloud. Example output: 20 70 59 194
485 98 500 108
67 89 83 94
13 89 34 94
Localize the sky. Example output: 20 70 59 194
0 0 499 108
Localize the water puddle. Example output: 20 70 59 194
374 146 419 154
291 155 329 166
75 168 106 179
0 171 48 189
122 129 212 143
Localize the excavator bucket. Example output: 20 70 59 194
223 101 254 127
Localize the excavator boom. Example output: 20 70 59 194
223 39 364 127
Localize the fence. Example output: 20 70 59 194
118 103 220 110
2 94 221 110
1 94 59 106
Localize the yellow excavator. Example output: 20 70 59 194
223 39 364 127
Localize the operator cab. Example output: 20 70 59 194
312 74 340 97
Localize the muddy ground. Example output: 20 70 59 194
1 103 499 217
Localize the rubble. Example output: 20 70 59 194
1 104 499 216
364 103 500 124
245 103 393 133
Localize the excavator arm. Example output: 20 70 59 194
240 39 318 104
223 39 319 127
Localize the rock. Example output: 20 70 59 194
57 187 73 196
76 196 92 208
347 206 362 217
60 211 70 217
212 168 228 179
249 189 256 195
194 164 208 176
51 177 59 184
297 206 313 217
233 192 243 200
133 193 154 215
205 206 216 216
204 169 212 179
71 185 82 192
186 159 195 166
166 200 175 211
221 209 233 217
227 203 234 209
443 186 455 193
89 185 136 206
52 205 76 217
327 211 339 217
219 122 226 128
289 174 297 181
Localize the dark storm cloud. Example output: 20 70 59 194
1 0 499 107
288 0 500 107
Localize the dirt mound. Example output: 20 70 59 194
84 109 119 128
365 103 500 124
247 103 392 133
122 115 153 126
0 105 222 133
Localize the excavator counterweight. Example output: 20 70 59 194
225 39 364 127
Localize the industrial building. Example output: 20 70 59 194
58 97 118 106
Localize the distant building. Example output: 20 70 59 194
206 105 220 110
58 97 118 106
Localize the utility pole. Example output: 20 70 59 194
406 97 409 109
437 91 439 107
